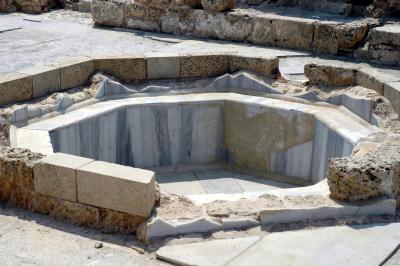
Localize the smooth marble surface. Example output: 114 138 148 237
51 103 225 168
14 93 380 183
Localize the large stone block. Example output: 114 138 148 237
77 161 156 217
34 153 94 202
146 52 180 79
19 65 61 98
91 0 125 27
304 63 358 87
192 11 253 42
50 57 94 90
0 73 32 106
230 54 279 77
250 14 315 51
312 22 339 54
124 1 163 31
201 0 234 12
328 135 400 201
180 53 230 78
94 55 146 82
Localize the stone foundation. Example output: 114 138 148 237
0 147 148 233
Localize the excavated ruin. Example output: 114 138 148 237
1 0 400 244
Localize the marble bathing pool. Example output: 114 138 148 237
10 90 380 197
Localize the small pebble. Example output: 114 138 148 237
94 242 103 249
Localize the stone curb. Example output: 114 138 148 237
304 62 400 114
33 152 156 218
0 52 279 107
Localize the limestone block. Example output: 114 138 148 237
94 55 146 82
50 57 94 90
180 53 230 78
312 22 339 54
124 2 163 31
304 63 358 87
146 52 180 79
250 14 315 51
161 7 197 35
173 0 200 8
77 161 156 217
13 0 48 13
34 153 94 202
192 11 253 42
337 21 369 51
91 0 125 27
365 25 400 65
18 65 61 98
135 0 171 10
328 135 400 201
369 24 400 47
78 0 92 12
0 73 32 106
384 81 400 115
229 54 279 77
201 0 234 12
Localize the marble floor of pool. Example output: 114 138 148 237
155 169 297 196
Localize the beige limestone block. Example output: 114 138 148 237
50 57 94 90
180 53 230 78
34 153 94 202
230 54 279 77
77 161 156 217
201 0 234 12
250 14 315 51
94 55 146 82
18 65 61 98
91 0 125 27
0 73 33 106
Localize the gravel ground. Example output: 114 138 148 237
0 204 169 266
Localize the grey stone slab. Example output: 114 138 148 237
146 53 181 79
194 170 244 194
156 236 260 266
228 223 400 266
19 65 61 98
156 171 207 195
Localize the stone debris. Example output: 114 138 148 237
94 242 103 249
328 135 400 201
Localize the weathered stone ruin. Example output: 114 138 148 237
1 0 400 250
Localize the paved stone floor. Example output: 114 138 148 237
157 223 400 266
2 10 400 81
156 169 295 196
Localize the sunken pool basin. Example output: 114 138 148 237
11 92 379 191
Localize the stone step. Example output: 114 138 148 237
356 24 400 66
92 0 371 56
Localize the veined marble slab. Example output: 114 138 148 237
13 93 381 183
